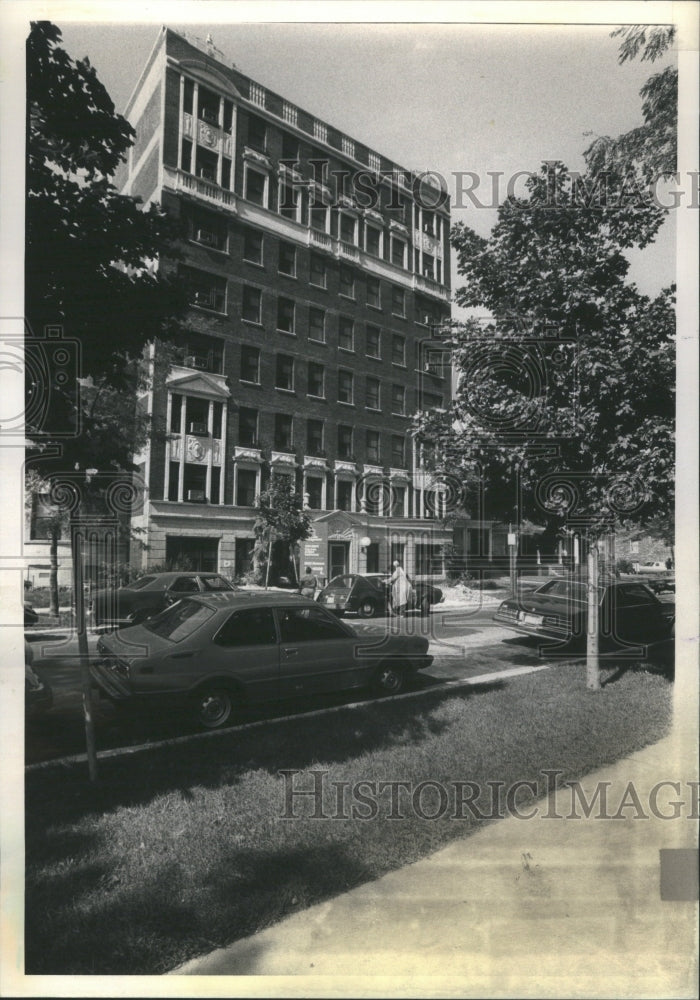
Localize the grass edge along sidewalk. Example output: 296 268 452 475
25 662 672 975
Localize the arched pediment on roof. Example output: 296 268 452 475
168 57 243 101
166 368 230 400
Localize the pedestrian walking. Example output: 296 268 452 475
298 566 319 600
387 560 413 616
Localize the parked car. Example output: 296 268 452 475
25 639 53 714
493 579 674 646
89 572 237 629
317 573 443 618
24 603 39 627
634 561 672 574
91 592 433 728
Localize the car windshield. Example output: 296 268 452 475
143 599 215 642
535 581 605 603
201 576 234 591
129 576 157 591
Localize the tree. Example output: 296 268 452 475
253 478 312 587
26 20 187 475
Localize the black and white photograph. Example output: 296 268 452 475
1 1 698 996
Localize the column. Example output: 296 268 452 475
216 94 224 187
164 393 173 499
219 403 227 504
177 74 184 170
205 400 213 501
190 83 199 175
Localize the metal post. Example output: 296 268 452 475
71 521 98 781
508 524 517 596
586 541 601 690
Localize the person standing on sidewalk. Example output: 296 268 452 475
388 560 413 616
298 567 319 600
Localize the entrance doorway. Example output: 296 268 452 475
328 541 350 579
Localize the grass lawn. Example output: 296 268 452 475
25 662 672 975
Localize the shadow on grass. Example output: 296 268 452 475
26 683 501 827
25 838 382 975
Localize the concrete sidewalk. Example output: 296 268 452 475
172 735 698 996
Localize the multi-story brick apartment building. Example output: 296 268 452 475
119 27 505 583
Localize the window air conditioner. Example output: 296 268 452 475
184 355 197 368
188 421 208 435
187 489 206 502
201 108 219 125
194 290 214 308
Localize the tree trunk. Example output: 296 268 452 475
586 543 601 690
264 530 273 590
289 543 299 585
49 522 60 616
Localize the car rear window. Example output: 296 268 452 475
201 575 234 591
329 576 354 588
144 600 215 642
129 576 157 591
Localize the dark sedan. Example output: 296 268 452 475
89 571 236 629
91 592 433 728
493 579 674 646
317 573 443 618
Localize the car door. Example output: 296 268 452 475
206 606 280 702
275 604 361 696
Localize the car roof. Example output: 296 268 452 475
183 592 316 610
134 571 228 583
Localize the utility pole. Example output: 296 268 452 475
508 523 517 596
586 538 601 690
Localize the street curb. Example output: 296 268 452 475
25 662 553 772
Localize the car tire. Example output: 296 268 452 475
419 595 431 617
358 599 378 619
372 662 407 696
193 686 233 729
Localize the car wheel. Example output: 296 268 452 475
358 599 378 618
193 686 233 729
419 595 431 616
372 662 407 696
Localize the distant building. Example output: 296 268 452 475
118 27 506 583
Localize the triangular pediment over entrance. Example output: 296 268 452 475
166 368 230 399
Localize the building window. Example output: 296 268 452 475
242 229 263 265
236 468 258 507
175 333 224 374
306 419 324 455
190 210 227 251
338 317 354 352
366 377 381 411
170 393 183 433
366 325 381 358
277 297 295 333
279 183 300 222
339 265 355 298
185 268 226 313
314 120 328 143
195 147 218 182
244 166 267 206
309 307 326 343
247 113 266 149
391 237 406 269
308 362 325 398
421 391 443 410
274 414 293 451
339 214 356 245
305 476 323 510
310 205 329 232
416 543 444 575
365 225 381 257
422 211 436 236
275 354 295 391
278 243 296 276
367 277 381 308
391 286 405 317
390 485 406 517
366 430 381 463
391 334 406 366
240 345 260 384
338 370 354 404
242 285 262 324
422 253 436 279
391 385 406 415
239 407 258 446
391 435 405 467
337 425 353 460
310 254 327 288
336 479 353 511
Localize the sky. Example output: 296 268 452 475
48 14 678 305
